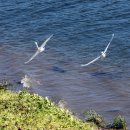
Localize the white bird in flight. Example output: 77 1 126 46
81 34 114 67
25 35 53 64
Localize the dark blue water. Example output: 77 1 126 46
0 0 130 128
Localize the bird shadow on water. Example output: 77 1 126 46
52 66 67 73
91 71 114 78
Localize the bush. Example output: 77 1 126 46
0 80 11 90
110 115 127 130
85 110 106 127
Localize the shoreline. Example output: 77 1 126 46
0 82 127 130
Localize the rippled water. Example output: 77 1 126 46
0 0 130 127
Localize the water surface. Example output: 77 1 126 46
0 0 130 127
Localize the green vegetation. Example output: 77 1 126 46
0 80 12 90
0 89 97 130
86 110 106 127
0 81 127 130
108 115 127 130
86 110 127 130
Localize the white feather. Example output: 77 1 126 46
81 56 101 67
25 51 40 64
81 34 114 67
41 34 53 48
104 33 114 53
25 35 53 64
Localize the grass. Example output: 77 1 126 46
0 88 97 130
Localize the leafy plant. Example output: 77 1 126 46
110 115 127 130
86 110 106 127
0 80 11 90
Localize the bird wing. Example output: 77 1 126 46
35 42 39 49
104 33 114 53
81 56 101 67
41 34 53 48
25 50 40 64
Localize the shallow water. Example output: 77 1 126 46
0 0 130 127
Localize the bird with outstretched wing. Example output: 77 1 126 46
81 34 114 67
